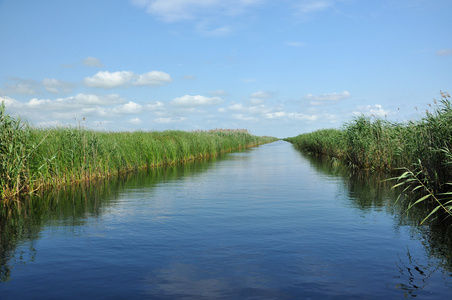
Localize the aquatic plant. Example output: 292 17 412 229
0 106 277 199
285 91 452 223
391 166 452 224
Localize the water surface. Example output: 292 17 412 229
1 141 452 299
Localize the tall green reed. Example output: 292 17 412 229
0 109 277 200
285 91 452 223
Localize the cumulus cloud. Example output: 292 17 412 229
265 112 286 119
233 114 258 121
227 101 273 116
265 111 317 121
0 96 19 106
72 93 127 105
437 49 452 56
133 71 173 86
7 93 125 110
250 91 273 105
171 95 223 107
130 117 142 124
353 104 389 118
250 91 273 99
304 90 350 105
83 70 172 89
111 101 143 114
0 93 148 123
1 78 39 95
154 117 186 123
144 101 164 110
1 78 76 96
83 71 134 88
131 0 263 22
42 78 74 94
83 57 104 67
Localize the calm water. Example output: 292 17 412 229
1 141 452 299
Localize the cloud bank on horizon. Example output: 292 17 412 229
0 0 451 137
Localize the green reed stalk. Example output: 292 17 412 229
0 109 277 200
285 91 452 223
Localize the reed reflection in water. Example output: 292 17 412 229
1 141 452 299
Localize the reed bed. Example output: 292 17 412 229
285 91 452 223
0 104 277 199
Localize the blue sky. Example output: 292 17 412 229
0 0 451 138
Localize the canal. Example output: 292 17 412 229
1 140 451 299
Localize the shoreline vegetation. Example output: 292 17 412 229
0 104 277 200
284 91 452 224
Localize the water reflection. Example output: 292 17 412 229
2 143 452 298
0 157 220 283
394 247 441 297
294 147 452 290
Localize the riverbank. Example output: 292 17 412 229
284 91 452 223
0 104 277 199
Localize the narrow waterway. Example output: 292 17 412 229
1 141 451 299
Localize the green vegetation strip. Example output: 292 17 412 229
0 104 277 199
284 91 452 223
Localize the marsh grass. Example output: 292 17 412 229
285 91 452 223
0 105 277 199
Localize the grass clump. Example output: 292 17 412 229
0 106 277 200
285 91 452 223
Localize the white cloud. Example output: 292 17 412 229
227 102 273 116
265 111 286 119
130 117 142 124
233 114 257 121
288 112 318 121
144 101 165 110
265 111 318 121
83 57 104 67
2 78 74 95
83 70 172 88
131 0 263 22
133 71 173 86
2 79 38 95
171 95 223 106
437 49 452 56
353 104 389 118
249 91 273 105
84 71 135 88
27 98 52 107
42 78 74 94
1 94 137 122
229 103 246 111
154 117 186 123
250 91 273 99
73 93 127 105
304 90 350 105
112 101 143 114
0 96 20 108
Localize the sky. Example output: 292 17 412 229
0 0 451 138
